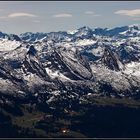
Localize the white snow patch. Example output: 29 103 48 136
124 62 140 76
75 39 96 46
0 39 21 51
67 30 78 35
45 67 71 81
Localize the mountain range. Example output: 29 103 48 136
0 24 140 106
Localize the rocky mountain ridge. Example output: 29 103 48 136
0 25 140 105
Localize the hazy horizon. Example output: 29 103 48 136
0 1 140 35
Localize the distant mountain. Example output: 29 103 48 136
18 24 140 43
74 26 94 39
0 31 21 41
92 24 140 37
20 32 48 42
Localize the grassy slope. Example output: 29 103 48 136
84 96 140 108
1 97 140 138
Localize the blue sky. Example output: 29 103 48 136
0 1 140 34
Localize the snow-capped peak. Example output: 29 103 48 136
67 29 78 35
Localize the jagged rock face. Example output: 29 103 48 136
8 34 21 41
0 57 27 97
0 25 140 102
41 49 92 80
42 50 82 80
60 50 92 80
101 47 124 71
27 45 37 56
117 44 140 63
0 57 23 83
21 45 51 81
74 26 94 39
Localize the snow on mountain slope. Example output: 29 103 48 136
0 39 21 51
90 64 131 92
0 25 140 100
55 39 97 48
60 50 92 80
75 39 96 46
0 78 20 95
67 30 78 35
45 67 72 81
124 62 140 77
